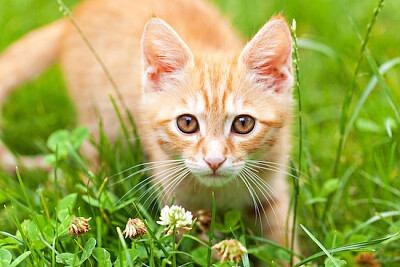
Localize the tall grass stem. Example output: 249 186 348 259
207 192 216 267
334 0 385 176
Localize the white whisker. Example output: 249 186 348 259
247 159 308 178
109 159 185 185
244 164 281 201
246 162 300 180
135 166 187 207
147 169 190 213
163 170 190 205
114 164 185 206
242 167 280 240
238 172 262 231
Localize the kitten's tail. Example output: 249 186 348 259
0 19 66 101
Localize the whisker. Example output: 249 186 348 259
238 172 262 231
113 164 185 206
163 170 190 205
244 164 281 201
247 159 308 178
246 162 300 180
135 166 187 208
242 167 281 240
241 171 268 234
148 169 190 214
109 160 184 186
108 159 184 181
147 169 190 212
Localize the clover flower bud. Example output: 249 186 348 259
211 239 247 264
157 205 193 236
122 218 147 239
68 217 91 237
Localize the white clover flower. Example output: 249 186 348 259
157 205 193 236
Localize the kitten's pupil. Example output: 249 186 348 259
240 117 246 127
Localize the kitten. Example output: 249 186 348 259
0 0 294 247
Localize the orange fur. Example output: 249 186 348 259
0 0 296 248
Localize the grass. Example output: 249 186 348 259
1 0 400 266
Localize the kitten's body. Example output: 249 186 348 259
0 0 294 246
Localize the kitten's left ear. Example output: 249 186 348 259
141 18 194 91
239 17 293 93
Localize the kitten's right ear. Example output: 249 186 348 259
239 16 293 93
141 18 194 91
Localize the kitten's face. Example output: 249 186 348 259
141 18 293 187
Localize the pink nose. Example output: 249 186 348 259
204 156 226 173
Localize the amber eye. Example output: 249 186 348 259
232 115 255 134
177 114 199 134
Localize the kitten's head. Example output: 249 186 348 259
140 17 293 187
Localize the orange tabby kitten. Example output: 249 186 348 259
0 0 294 246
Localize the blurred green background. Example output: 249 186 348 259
0 0 399 264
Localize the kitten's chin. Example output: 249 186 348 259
194 173 237 187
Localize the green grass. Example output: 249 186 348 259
1 0 400 266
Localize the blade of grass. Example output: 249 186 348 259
206 192 216 267
15 167 46 239
351 198 400 210
38 235 60 255
0 189 31 213
344 57 400 142
0 231 24 245
331 166 356 219
294 232 398 267
4 206 36 266
289 159 300 266
54 144 59 202
300 224 340 267
361 172 400 197
239 219 250 267
364 49 400 123
9 251 32 267
51 236 56 267
347 211 400 239
334 0 384 177
180 234 209 247
289 20 303 266
109 94 131 148
246 235 302 258
297 38 338 60
290 19 303 173
116 227 134 267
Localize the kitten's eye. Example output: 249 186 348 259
177 114 199 134
232 115 255 134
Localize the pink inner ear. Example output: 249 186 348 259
145 42 185 73
142 18 193 91
239 18 293 93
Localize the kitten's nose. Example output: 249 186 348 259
204 156 226 173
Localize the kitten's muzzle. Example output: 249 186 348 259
203 156 226 174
